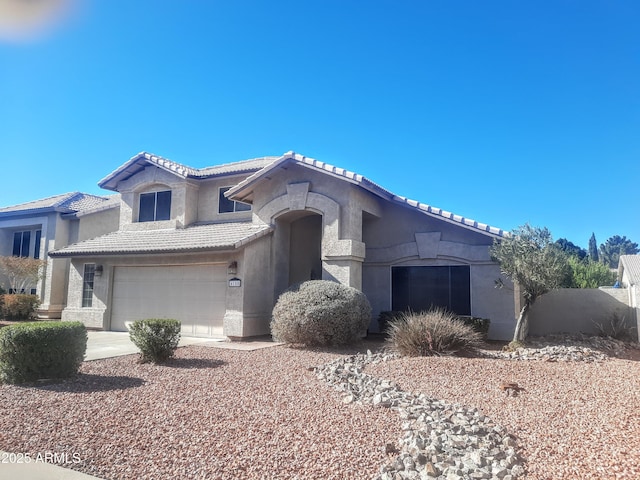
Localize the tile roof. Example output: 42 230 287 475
196 157 280 177
619 255 640 286
0 192 116 217
49 222 273 257
227 151 506 238
98 152 277 191
61 194 121 218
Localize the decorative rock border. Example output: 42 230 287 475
315 351 525 479
487 335 632 362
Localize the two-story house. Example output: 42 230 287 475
0 192 120 318
49 151 517 340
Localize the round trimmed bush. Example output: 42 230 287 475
128 318 181 363
0 321 87 384
271 280 372 346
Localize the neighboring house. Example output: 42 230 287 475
618 254 640 335
49 151 517 340
0 192 120 318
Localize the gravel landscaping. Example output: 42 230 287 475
1 336 639 479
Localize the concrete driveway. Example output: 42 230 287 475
85 331 226 361
85 331 282 361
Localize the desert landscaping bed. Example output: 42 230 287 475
1 338 639 479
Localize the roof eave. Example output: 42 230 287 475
227 152 505 239
98 152 192 192
48 224 274 258
60 201 120 219
48 245 239 258
225 152 294 202
0 206 74 218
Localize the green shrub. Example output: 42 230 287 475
566 256 617 288
0 294 40 320
271 280 372 346
386 308 484 356
129 319 181 363
0 321 87 384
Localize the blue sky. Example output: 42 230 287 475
1 0 638 249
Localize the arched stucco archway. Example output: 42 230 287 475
272 211 322 295
260 182 366 298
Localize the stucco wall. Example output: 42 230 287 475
63 251 246 331
197 175 255 223
360 197 514 340
75 207 121 243
62 258 108 328
43 207 120 318
116 166 191 228
244 163 515 340
230 235 274 337
527 288 634 337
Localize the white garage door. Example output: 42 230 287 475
111 265 227 337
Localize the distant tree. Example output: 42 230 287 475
490 224 570 342
0 256 45 294
588 233 599 262
566 256 617 288
598 236 639 268
555 238 587 260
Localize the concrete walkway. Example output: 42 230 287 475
2 331 282 479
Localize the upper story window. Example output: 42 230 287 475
139 190 172 222
34 230 42 259
13 231 30 257
219 187 251 213
13 229 41 258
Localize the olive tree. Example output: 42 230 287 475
490 224 570 342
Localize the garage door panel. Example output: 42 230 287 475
111 265 226 337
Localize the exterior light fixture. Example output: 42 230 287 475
228 261 238 275
95 265 104 277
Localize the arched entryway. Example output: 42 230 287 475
273 210 322 296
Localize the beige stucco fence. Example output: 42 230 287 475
527 287 637 340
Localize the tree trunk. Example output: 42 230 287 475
512 302 530 342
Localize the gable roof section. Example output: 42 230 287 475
0 192 116 218
98 151 278 191
619 255 640 286
49 221 273 257
226 151 506 238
